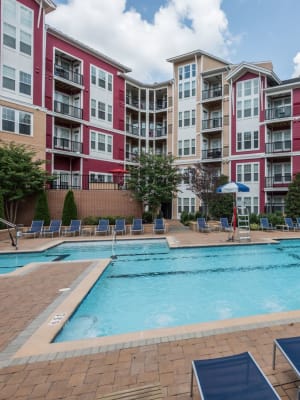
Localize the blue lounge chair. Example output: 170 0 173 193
114 218 126 235
153 218 166 234
191 352 280 399
62 219 81 236
260 217 274 231
273 336 300 392
296 217 300 229
23 220 44 238
197 218 211 232
130 218 144 234
284 217 299 231
42 219 62 237
220 217 232 232
95 219 110 235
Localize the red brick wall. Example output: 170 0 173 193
17 190 143 226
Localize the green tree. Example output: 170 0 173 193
127 154 181 217
0 141 50 223
62 190 78 225
34 191 50 225
285 173 300 218
0 191 4 229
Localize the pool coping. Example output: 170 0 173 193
1 235 299 367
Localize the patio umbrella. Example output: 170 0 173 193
109 168 128 186
216 182 250 233
109 168 129 174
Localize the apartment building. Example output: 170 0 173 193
2 0 300 219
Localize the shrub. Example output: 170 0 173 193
142 211 153 223
62 190 78 225
34 191 50 225
180 210 189 225
0 191 4 229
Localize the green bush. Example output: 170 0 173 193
180 210 190 225
142 211 153 223
82 216 99 225
250 223 260 231
249 213 259 224
62 190 78 225
34 191 50 225
0 191 4 229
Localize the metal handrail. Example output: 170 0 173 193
0 218 19 249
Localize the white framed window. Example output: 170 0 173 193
98 69 106 88
3 65 15 90
107 105 112 122
178 112 182 127
108 74 112 91
178 197 195 214
184 81 190 98
20 30 31 55
273 163 291 182
1 106 32 135
236 163 259 182
178 140 182 156
237 130 259 151
90 172 113 183
236 78 259 119
90 131 113 155
179 83 183 99
20 5 32 28
3 22 16 48
179 63 195 99
184 111 190 127
237 196 259 215
191 109 196 125
191 80 196 96
19 71 31 95
98 102 105 120
3 0 17 21
91 66 96 85
91 99 96 117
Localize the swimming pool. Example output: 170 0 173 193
49 238 300 342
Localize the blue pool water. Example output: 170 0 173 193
50 238 300 342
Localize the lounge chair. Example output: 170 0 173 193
273 336 300 398
130 218 144 234
153 218 166 234
62 219 81 236
197 217 211 232
23 220 44 238
284 217 299 231
191 352 280 399
42 219 62 237
296 217 300 229
260 217 274 231
220 217 233 232
95 219 110 235
114 218 126 235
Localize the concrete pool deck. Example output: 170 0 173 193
1 223 300 399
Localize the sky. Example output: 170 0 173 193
47 0 300 83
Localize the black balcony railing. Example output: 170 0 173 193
202 117 222 130
126 96 139 108
265 202 285 214
47 174 129 190
149 126 167 137
156 100 167 110
53 137 83 153
265 105 291 120
54 100 83 119
126 123 139 136
265 140 291 153
202 148 222 159
202 87 222 100
265 174 292 188
54 64 83 85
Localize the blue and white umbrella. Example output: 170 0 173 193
216 181 250 193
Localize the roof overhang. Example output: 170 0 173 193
35 0 56 14
166 49 230 66
226 62 281 85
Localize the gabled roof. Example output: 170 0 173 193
35 0 56 14
226 62 281 84
166 49 230 66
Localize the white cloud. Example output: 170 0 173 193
292 52 300 78
46 0 235 83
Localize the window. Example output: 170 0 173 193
90 131 113 155
3 0 16 21
3 22 16 48
237 130 259 151
91 99 96 117
91 66 96 85
98 70 106 88
191 139 195 155
98 102 105 120
236 78 259 120
19 111 31 134
178 140 182 156
19 71 31 95
107 105 112 122
236 163 259 182
178 67 183 80
191 109 196 125
184 111 190 127
237 101 242 119
244 99 251 117
179 83 183 99
184 81 190 98
1 106 32 135
184 139 189 155
253 98 258 116
191 63 196 77
90 173 113 183
244 81 251 96
178 197 195 214
2 107 15 132
191 80 196 96
178 112 182 127
3 65 15 90
184 65 190 79
108 74 112 91
20 30 31 55
20 5 32 28
179 63 195 99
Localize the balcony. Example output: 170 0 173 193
54 100 83 119
48 174 127 190
265 140 291 153
202 148 222 160
265 174 291 188
126 96 139 108
54 64 83 86
126 123 139 136
265 202 285 214
149 126 167 138
156 100 167 110
265 105 291 120
202 86 222 101
53 136 83 153
202 117 222 130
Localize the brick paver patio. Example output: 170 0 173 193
0 224 300 399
